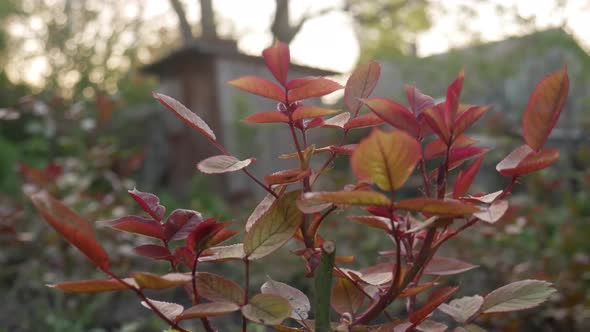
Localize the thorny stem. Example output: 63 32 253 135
104 270 190 332
242 259 250 332
306 205 337 245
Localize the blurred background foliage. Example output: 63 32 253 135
0 0 588 331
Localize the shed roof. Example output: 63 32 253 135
142 38 339 76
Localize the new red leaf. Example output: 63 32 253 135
49 278 133 293
133 244 173 261
242 111 289 124
410 286 459 325
344 61 381 113
445 70 465 123
396 198 480 216
344 112 384 129
453 156 484 198
522 65 569 150
228 76 286 102
164 209 203 241
362 97 420 138
406 84 435 117
263 40 290 86
424 105 451 144
291 106 338 121
152 92 216 143
30 191 110 271
128 188 166 221
287 77 343 101
101 215 166 240
453 105 490 138
496 144 560 177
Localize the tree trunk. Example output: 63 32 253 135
271 0 300 44
200 0 218 40
169 0 194 44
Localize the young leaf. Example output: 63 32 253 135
362 97 420 138
424 135 477 161
322 112 351 128
344 60 381 113
264 168 311 186
246 193 277 231
330 277 364 315
128 188 166 221
405 84 435 116
195 272 245 305
30 191 110 271
424 256 478 276
101 215 166 240
133 244 173 261
522 65 569 150
261 278 311 320
197 155 254 174
287 77 343 101
141 299 184 321
347 215 391 231
396 198 480 216
242 111 289 124
263 40 290 86
48 278 135 293
291 106 338 121
453 156 484 199
496 145 559 177
164 209 203 241
423 106 451 144
131 272 192 290
177 302 240 321
417 320 448 332
227 76 286 102
351 129 421 191
344 112 384 130
446 70 465 122
304 191 391 206
199 243 246 262
453 105 490 138
296 197 332 214
474 200 509 224
186 219 231 253
241 293 292 325
409 286 459 325
245 191 303 260
438 295 484 324
481 280 556 314
152 92 216 142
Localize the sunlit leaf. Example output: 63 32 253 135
331 277 364 315
197 155 254 174
438 295 483 324
153 92 216 142
245 191 302 260
446 70 465 122
322 112 351 128
261 278 311 320
48 278 135 293
196 272 245 305
351 129 421 191
242 111 289 124
344 61 380 113
287 77 342 101
131 272 191 290
453 105 490 138
522 65 569 150
30 191 110 271
362 97 420 138
177 302 240 321
128 188 166 221
291 106 338 120
228 76 285 102
481 280 556 314
344 112 384 129
304 191 391 206
263 39 290 86
241 293 291 325
141 299 183 321
396 198 479 216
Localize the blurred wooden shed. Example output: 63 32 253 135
141 39 338 201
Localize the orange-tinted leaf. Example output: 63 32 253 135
242 111 289 123
101 215 166 240
153 92 216 142
128 188 166 221
406 84 435 116
48 278 134 293
400 282 437 298
424 107 451 145
291 106 338 120
322 112 351 128
331 277 364 315
344 112 384 129
264 168 311 186
424 135 477 161
177 302 240 321
396 198 479 216
424 256 478 276
351 129 421 191
446 70 465 122
363 97 420 138
304 191 391 206
348 215 391 231
410 286 459 325
523 65 569 150
197 155 254 174
263 40 290 86
496 145 560 176
287 77 343 101
133 244 173 261
474 200 509 224
344 61 380 113
131 272 192 289
453 105 490 138
448 146 489 169
196 272 245 304
199 243 245 262
30 191 110 271
453 156 484 199
228 76 286 102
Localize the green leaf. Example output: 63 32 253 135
196 272 245 305
438 295 484 323
241 293 291 326
481 280 556 314
131 272 192 290
330 277 364 315
304 191 391 206
261 278 311 320
245 191 302 260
